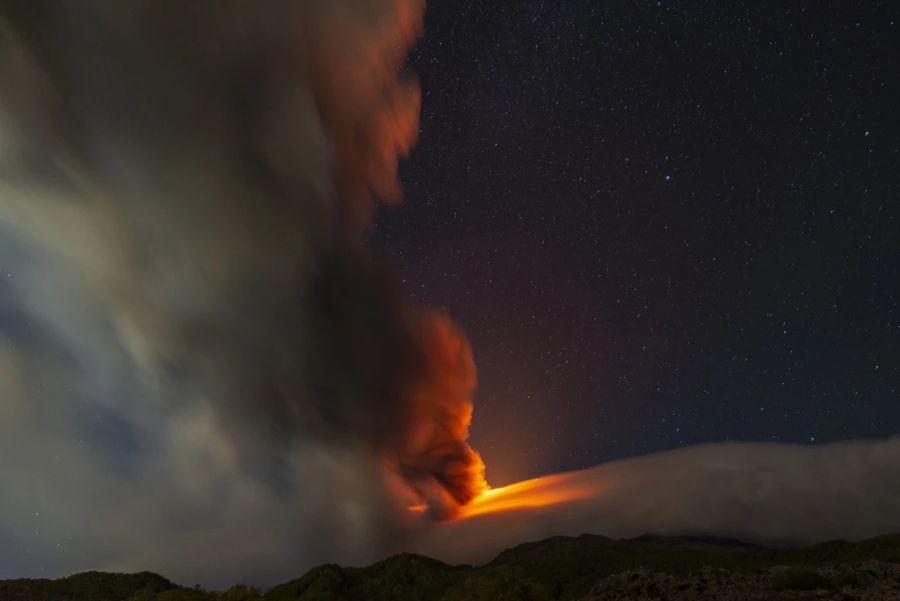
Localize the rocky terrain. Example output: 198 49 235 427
582 561 900 600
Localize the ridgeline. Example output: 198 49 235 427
3 533 900 601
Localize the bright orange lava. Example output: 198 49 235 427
407 472 604 520
452 471 599 520
406 470 601 519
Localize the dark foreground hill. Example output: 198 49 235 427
0 571 176 601
3 534 900 601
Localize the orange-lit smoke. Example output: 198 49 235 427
396 311 489 520
305 0 425 224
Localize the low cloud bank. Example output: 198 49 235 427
418 438 900 564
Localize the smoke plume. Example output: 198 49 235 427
0 0 483 585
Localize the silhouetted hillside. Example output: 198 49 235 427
266 554 469 601
3 534 900 600
0 571 175 601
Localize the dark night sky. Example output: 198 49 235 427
373 1 900 485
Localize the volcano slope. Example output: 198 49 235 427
3 533 900 601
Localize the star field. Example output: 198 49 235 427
373 1 900 484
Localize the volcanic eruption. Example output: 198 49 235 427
2 0 900 589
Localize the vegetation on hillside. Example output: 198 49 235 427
2 534 899 601
0 571 175 601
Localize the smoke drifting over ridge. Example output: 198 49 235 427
417 438 900 564
0 0 484 584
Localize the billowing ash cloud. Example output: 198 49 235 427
417 438 900 564
0 0 485 586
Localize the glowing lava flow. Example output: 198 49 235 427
405 464 605 519
452 470 601 520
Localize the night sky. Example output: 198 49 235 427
373 1 900 485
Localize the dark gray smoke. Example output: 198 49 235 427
0 0 484 586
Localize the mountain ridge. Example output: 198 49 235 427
3 533 899 600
